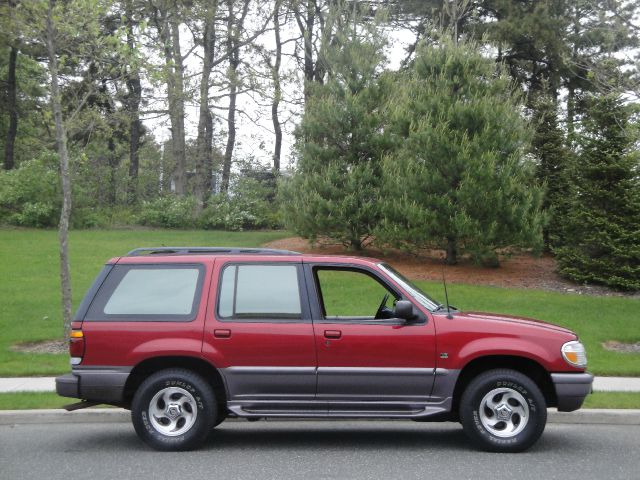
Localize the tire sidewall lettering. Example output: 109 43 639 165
461 370 547 452
132 369 216 451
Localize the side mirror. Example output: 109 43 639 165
394 300 415 321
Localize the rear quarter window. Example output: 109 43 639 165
85 264 205 321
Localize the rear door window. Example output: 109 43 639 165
217 264 303 320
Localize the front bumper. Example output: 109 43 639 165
55 367 131 403
551 372 594 412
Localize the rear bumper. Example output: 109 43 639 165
55 367 131 404
56 373 80 398
551 372 594 412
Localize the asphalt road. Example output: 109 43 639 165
1 420 638 480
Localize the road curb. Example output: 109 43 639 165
1 408 640 426
0 409 130 424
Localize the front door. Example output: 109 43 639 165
305 264 437 408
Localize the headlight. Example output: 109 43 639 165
561 340 587 368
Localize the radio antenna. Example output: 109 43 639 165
442 270 453 319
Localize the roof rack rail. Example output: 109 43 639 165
126 247 301 257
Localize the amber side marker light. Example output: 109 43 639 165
561 340 587 368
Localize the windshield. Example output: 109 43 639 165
378 263 441 311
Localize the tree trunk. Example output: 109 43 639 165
4 46 18 170
349 237 363 251
46 0 73 340
271 0 283 173
125 0 142 204
221 1 241 194
194 2 218 210
303 0 315 101
107 137 118 206
169 16 187 195
155 6 187 196
293 0 316 103
567 84 575 146
445 236 458 265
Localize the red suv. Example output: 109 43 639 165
56 247 592 452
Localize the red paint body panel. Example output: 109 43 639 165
314 322 436 368
433 312 582 372
76 252 584 376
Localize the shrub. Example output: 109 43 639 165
0 155 60 227
138 195 196 228
199 177 281 231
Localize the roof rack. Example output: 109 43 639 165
126 247 301 257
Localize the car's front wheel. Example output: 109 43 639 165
459 369 547 452
131 368 216 451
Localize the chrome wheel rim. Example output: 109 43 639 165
148 387 198 437
478 387 529 438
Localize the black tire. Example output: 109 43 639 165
213 412 226 428
131 368 216 451
459 369 547 453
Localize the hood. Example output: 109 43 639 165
454 311 577 336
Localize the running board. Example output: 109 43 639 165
228 399 451 419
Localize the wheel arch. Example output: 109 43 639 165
451 355 557 419
123 356 227 410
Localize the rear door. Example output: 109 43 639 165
305 263 437 407
202 259 318 409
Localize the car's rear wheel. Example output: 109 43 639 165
131 368 216 451
459 369 547 452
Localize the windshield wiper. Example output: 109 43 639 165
434 303 458 313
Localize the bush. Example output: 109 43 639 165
71 207 116 229
138 195 197 228
0 155 60 227
198 173 281 231
15 202 59 228
199 176 281 231
199 195 258 231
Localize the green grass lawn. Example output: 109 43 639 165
0 228 291 376
0 391 87 410
0 227 638 377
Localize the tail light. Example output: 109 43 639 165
69 330 85 365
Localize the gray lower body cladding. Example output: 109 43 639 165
56 367 131 403
221 366 459 419
551 372 594 412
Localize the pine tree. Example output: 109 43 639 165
379 38 543 266
531 93 571 251
555 94 640 290
279 14 392 250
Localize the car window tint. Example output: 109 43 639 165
219 264 301 319
316 269 394 318
104 268 200 315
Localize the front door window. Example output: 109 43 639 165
315 268 398 320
